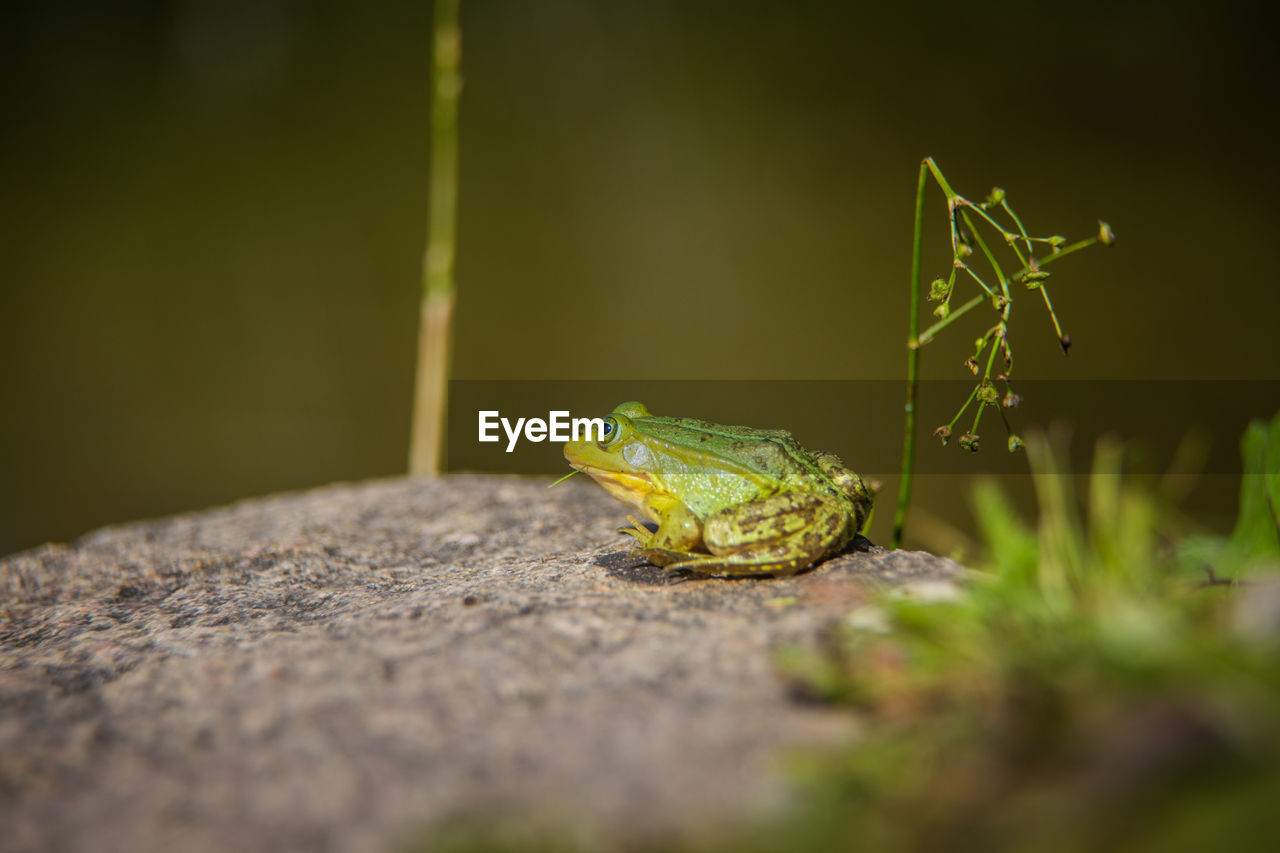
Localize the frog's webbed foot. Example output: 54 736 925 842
617 497 707 567
618 515 654 548
615 517 695 567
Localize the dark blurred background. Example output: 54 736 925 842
3 0 1279 556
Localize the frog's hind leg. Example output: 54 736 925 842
667 491 850 577
663 550 811 578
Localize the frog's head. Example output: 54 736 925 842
563 402 660 512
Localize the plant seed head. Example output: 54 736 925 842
1007 435 1025 452
1059 334 1072 355
1098 220 1116 246
959 433 980 452
933 425 952 445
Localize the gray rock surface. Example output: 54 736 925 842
0 474 964 852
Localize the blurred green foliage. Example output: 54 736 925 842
768 413 1280 851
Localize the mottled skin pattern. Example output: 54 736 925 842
563 402 873 577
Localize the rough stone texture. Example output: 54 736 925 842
0 474 965 853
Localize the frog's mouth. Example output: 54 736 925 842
567 462 658 513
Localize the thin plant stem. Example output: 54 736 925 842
947 384 981 433
1001 199 1034 257
924 157 958 200
958 263 997 298
892 159 930 549
960 211 1008 295
1037 236 1098 266
970 334 1003 439
1039 285 1065 342
958 201 1016 245
919 294 984 344
409 0 463 476
996 399 1016 437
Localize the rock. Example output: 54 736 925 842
0 474 965 852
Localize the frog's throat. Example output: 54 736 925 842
573 465 658 513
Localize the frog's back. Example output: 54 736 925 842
642 415 830 488
663 417 869 520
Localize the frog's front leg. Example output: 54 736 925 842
669 490 849 577
618 493 703 567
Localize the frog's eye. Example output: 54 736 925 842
597 413 631 447
600 416 620 445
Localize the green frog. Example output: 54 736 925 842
563 401 873 577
